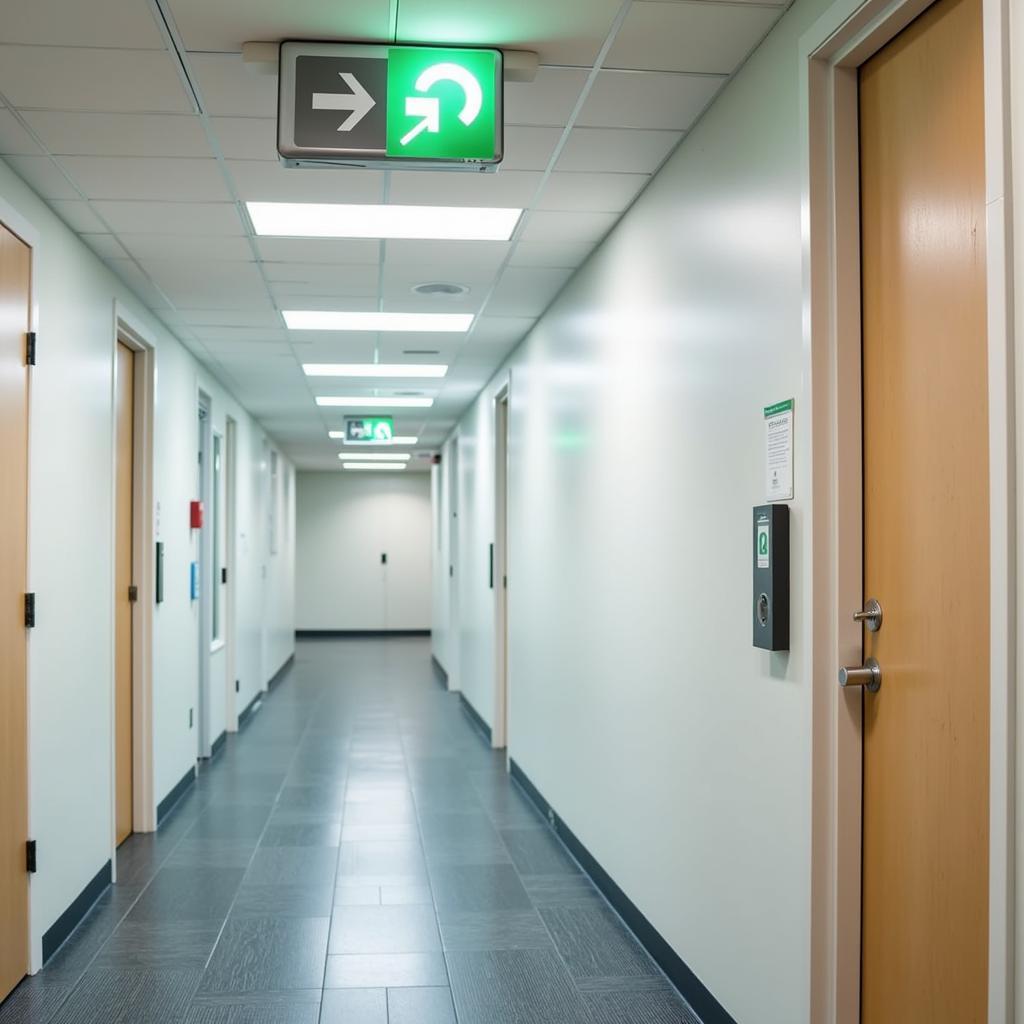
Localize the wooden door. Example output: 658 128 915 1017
859 0 988 1017
114 342 135 845
0 223 30 1001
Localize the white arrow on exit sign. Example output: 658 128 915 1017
312 72 376 132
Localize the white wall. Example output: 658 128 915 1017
296 471 431 631
430 0 837 1018
0 156 296 970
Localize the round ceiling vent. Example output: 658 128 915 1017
412 282 469 297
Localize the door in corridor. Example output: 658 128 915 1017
859 0 988 1017
0 221 31 1000
115 341 135 845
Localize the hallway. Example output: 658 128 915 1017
0 639 695 1024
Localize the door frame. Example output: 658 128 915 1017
225 416 238 732
110 307 156 851
492 381 511 750
196 390 213 758
800 0 1015 1020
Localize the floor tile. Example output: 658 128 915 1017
318 988 387 1023
522 875 605 908
127 868 245 922
380 884 433 906
93 920 223 969
328 906 441 955
231 884 335 918
243 847 339 886
438 909 555 952
387 986 456 1024
501 828 582 876
335 885 381 907
446 948 590 1024
430 864 533 914
538 905 660 981
259 823 342 847
324 953 449 989
183 991 322 1023
46 968 201 1024
199 917 330 994
584 990 702 1023
190 805 272 840
166 839 258 869
340 823 419 842
337 842 427 883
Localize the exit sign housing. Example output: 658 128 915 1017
278 42 504 170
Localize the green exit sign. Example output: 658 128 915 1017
345 417 394 443
279 42 504 169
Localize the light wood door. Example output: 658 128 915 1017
0 223 30 1001
115 342 135 846
859 0 988 1018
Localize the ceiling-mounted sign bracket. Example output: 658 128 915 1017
277 41 506 171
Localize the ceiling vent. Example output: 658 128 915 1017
412 282 469 297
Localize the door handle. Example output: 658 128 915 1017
852 598 883 632
838 657 882 693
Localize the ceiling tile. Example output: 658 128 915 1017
180 309 284 327
557 126 682 173
256 237 381 265
48 199 107 233
376 338 464 363
166 0 391 52
191 325 288 342
518 210 618 243
4 155 78 199
487 266 573 316
226 160 385 204
139 259 273 309
209 117 277 161
537 171 648 213
0 109 42 155
469 316 535 348
508 240 595 268
504 69 589 127
59 156 229 202
605 1 785 74
289 337 378 362
22 111 209 158
0 46 191 112
0 0 165 48
103 259 174 309
387 170 541 209
502 125 564 171
579 70 724 130
396 0 622 65
263 262 378 285
120 234 255 262
189 53 279 118
383 240 511 274
92 200 244 235
80 233 129 260
380 271 485 314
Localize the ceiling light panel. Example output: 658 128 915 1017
303 364 448 378
284 311 473 333
329 433 420 445
338 453 411 462
247 202 522 241
342 462 408 470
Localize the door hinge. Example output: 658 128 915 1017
26 840 36 873
128 584 139 603
25 332 36 367
24 592 35 628
235 679 240 693
221 567 227 584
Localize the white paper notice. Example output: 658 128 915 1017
764 399 794 502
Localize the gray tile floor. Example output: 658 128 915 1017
0 638 701 1024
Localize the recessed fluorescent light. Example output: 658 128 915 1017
285 310 472 333
338 452 411 462
329 432 419 444
247 202 522 242
316 397 434 408
303 363 448 379
342 462 408 471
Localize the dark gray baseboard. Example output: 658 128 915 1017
459 692 492 743
237 692 261 730
210 730 227 759
431 655 448 688
296 629 431 639
509 759 738 1024
157 766 196 826
267 653 295 690
42 859 111 963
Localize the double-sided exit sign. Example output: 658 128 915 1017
278 42 503 170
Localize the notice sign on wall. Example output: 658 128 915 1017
764 399 794 502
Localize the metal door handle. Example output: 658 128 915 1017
852 598 883 632
838 657 882 693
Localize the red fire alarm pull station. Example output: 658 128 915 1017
190 500 204 529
